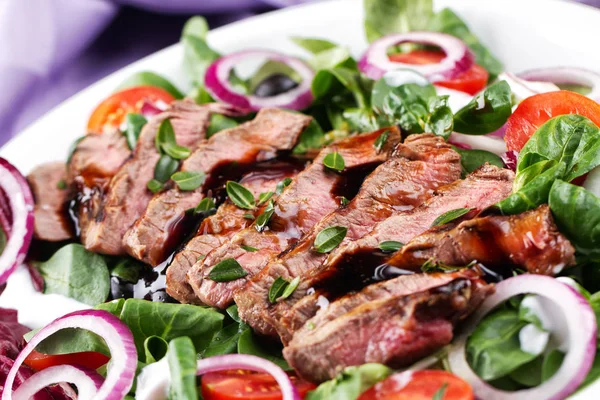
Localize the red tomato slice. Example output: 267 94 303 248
87 86 175 134
23 350 110 372
358 370 474 400
389 50 489 95
504 90 600 152
201 370 316 400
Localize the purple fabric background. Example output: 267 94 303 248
0 0 597 147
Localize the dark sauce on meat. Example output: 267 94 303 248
110 254 176 302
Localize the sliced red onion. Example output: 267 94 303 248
501 150 519 171
140 100 163 118
518 67 600 102
0 158 34 286
499 72 560 103
12 365 103 400
2 310 137 400
135 354 300 400
205 50 314 111
449 133 507 155
358 32 473 81
448 275 597 400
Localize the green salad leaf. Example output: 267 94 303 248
226 181 256 210
431 208 472 227
291 37 338 54
453 81 512 135
207 114 238 138
208 258 248 282
123 113 147 150
306 364 392 400
168 337 199 400
144 336 169 364
453 147 504 176
364 0 433 42
154 154 179 183
181 16 220 90
116 71 184 99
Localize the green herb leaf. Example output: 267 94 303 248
269 277 289 303
279 276 300 301
339 196 350 206
56 180 67 190
237 328 290 370
432 383 448 400
37 244 109 306
110 258 144 283
364 0 433 42
323 152 345 172
276 178 293 195
123 113 148 150
291 37 338 54
155 119 191 160
306 364 392 400
255 200 275 232
195 197 215 213
293 120 325 155
453 147 504 177
154 154 179 183
257 191 274 206
147 179 163 194
171 171 206 191
243 213 255 220
378 241 403 253
167 337 199 400
226 181 256 210
314 226 347 253
241 245 258 252
425 95 454 139
181 16 220 88
431 208 472 227
208 258 248 282
163 143 191 160
144 335 168 364
116 71 184 99
374 130 390 153
207 114 238 138
312 67 369 110
453 80 512 135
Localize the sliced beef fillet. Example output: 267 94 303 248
188 127 402 308
283 269 494 383
386 205 576 275
166 162 303 304
277 164 514 341
123 108 312 265
235 134 462 337
27 162 72 241
81 100 211 255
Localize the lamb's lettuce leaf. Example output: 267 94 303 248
364 0 433 42
306 364 392 400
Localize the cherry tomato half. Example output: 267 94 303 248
389 50 489 95
358 370 474 400
201 369 316 400
504 90 600 152
87 86 175 134
23 350 110 372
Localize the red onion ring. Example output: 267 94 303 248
12 365 103 400
358 32 474 81
518 67 600 102
2 310 137 400
204 50 314 111
448 275 597 400
0 158 34 286
501 150 518 171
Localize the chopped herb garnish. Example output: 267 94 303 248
306 321 316 330
154 154 179 183
314 226 347 253
268 276 300 303
147 179 163 193
257 191 274 206
208 258 248 282
374 130 390 153
421 258 472 273
226 181 256 209
195 197 215 213
197 255 206 262
241 245 259 252
155 119 191 160
432 383 448 400
339 196 350 206
255 200 275 232
56 180 67 190
280 276 300 301
378 241 403 253
123 113 147 150
243 213 255 220
276 178 293 195
323 151 345 172
431 208 472 227
171 171 206 191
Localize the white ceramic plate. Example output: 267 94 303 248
1 0 599 397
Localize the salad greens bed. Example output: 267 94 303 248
6 0 600 399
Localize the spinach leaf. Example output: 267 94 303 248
144 335 168 364
110 258 144 283
116 71 184 99
123 113 147 150
208 258 248 282
293 120 325 155
314 226 348 253
237 328 290 370
291 37 338 54
202 320 247 358
167 337 199 400
306 364 392 400
428 8 503 80
424 95 454 139
206 114 238 138
312 67 369 109
364 0 433 42
249 60 301 92
453 147 504 176
548 180 600 259
37 244 110 306
181 16 220 88
453 81 512 135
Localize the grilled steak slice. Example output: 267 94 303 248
283 269 494 383
27 162 72 241
235 134 462 337
81 100 211 255
167 162 303 304
387 205 576 275
188 127 402 308
123 108 312 265
277 164 514 340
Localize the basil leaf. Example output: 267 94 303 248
117 71 184 99
431 208 472 227
162 143 191 160
226 181 256 210
243 213 255 220
291 37 338 54
453 147 504 176
269 277 289 303
195 197 215 213
428 8 503 80
56 180 67 190
364 0 433 42
123 113 147 150
154 154 179 183
257 192 274 206
147 179 163 194
276 178 293 195
171 171 206 191
208 258 248 282
293 118 325 155
279 276 300 301
207 114 238 138
241 245 258 252
314 226 347 253
453 81 512 135
432 383 448 400
306 364 392 400
255 200 275 233
378 241 403 253
167 337 198 400
37 244 109 306
323 152 345 172
181 16 220 88
155 119 191 160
